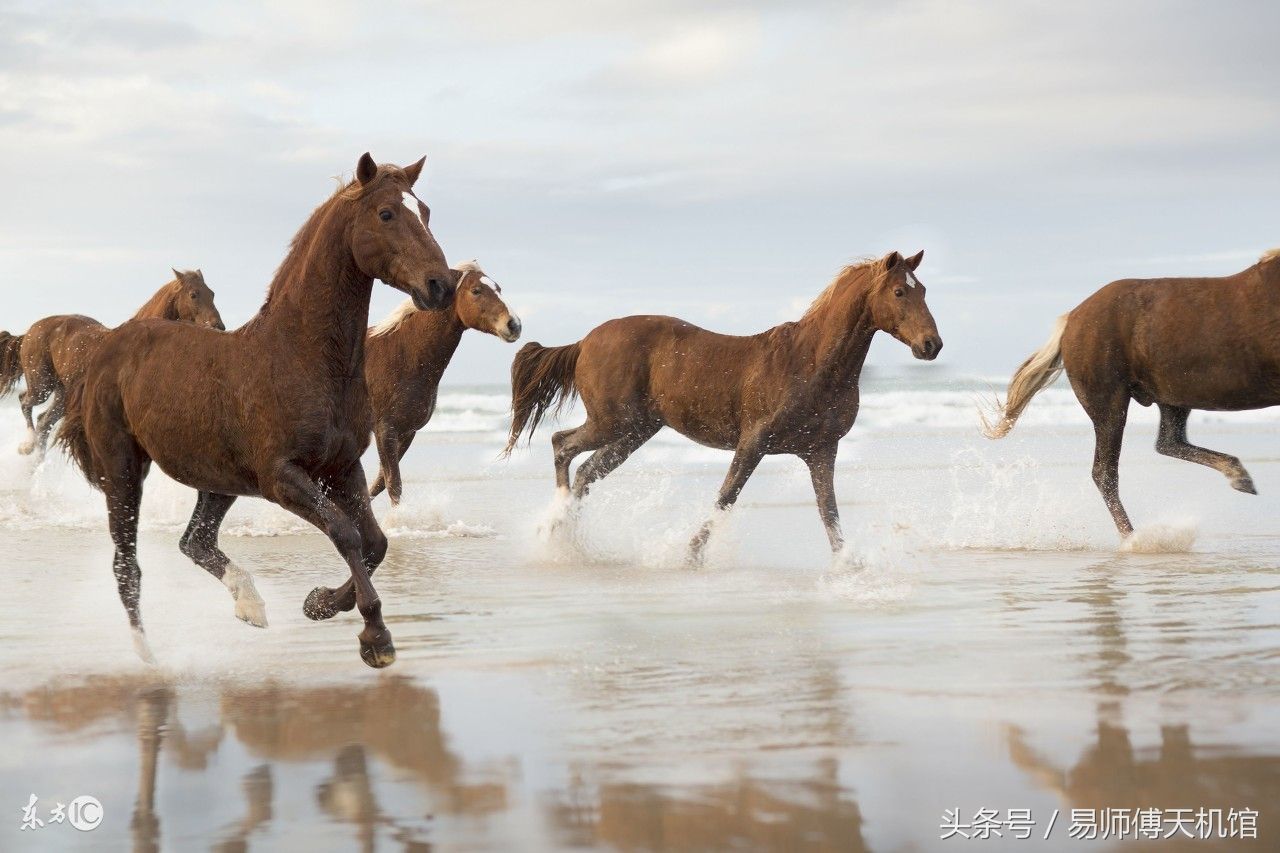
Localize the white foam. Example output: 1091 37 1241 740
1120 521 1198 554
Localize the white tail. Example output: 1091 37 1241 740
981 314 1068 438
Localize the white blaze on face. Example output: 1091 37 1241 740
401 192 426 230
904 270 920 289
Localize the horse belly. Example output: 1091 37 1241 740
1139 350 1280 410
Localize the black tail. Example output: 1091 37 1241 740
504 341 582 454
0 332 22 397
56 373 100 489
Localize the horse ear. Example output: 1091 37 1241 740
402 156 426 187
172 267 182 281
356 152 378 185
907 250 924 271
883 251 902 271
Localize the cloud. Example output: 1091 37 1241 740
0 0 1278 378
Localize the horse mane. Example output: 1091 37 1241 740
370 298 420 337
1261 248 1280 263
255 176 370 315
800 259 877 322
131 278 181 321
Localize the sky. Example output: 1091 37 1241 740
1 0 1278 384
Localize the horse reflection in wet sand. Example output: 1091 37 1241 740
366 259 521 505
985 249 1280 540
57 154 453 668
0 270 224 458
507 250 942 560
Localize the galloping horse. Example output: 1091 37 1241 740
505 251 942 559
984 249 1280 539
366 260 521 505
58 154 453 668
0 270 223 457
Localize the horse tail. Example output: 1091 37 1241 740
56 374 100 489
981 313 1069 439
504 341 582 454
0 332 23 397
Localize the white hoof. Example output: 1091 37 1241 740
17 430 35 455
132 628 157 665
225 563 268 628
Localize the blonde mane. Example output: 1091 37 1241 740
801 260 877 321
1261 248 1280 263
369 298 419 337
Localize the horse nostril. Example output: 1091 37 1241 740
508 318 520 334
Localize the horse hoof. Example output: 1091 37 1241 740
1232 475 1258 495
360 637 396 669
235 597 269 629
16 441 34 456
132 629 157 666
303 587 341 621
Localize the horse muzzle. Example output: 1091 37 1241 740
911 335 943 361
411 277 451 311
499 316 522 343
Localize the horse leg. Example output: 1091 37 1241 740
267 462 393 668
689 439 765 564
1082 392 1133 538
571 423 658 499
368 427 396 502
103 449 155 663
304 466 389 624
552 421 610 494
178 491 267 627
1155 404 1256 494
31 387 65 458
17 381 51 455
803 444 843 553
385 432 415 506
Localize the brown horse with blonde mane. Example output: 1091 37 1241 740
366 259 521 505
506 250 942 560
57 153 453 668
984 249 1280 540
0 270 223 458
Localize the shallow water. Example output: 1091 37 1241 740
1 374 1278 850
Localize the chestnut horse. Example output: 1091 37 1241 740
57 154 453 668
984 249 1280 539
505 251 942 560
366 260 521 505
0 270 223 458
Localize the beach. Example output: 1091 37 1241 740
1 366 1277 851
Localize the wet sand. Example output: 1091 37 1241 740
1 383 1278 850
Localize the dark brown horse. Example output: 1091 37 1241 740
0 270 223 458
984 249 1280 539
366 260 521 505
505 251 942 560
57 153 453 668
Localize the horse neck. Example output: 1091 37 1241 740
248 200 374 382
132 284 179 321
396 304 466 385
792 268 878 378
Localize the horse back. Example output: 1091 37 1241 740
22 314 107 386
577 315 780 450
1065 272 1280 410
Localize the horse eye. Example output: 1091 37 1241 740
471 287 481 296
379 209 393 222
